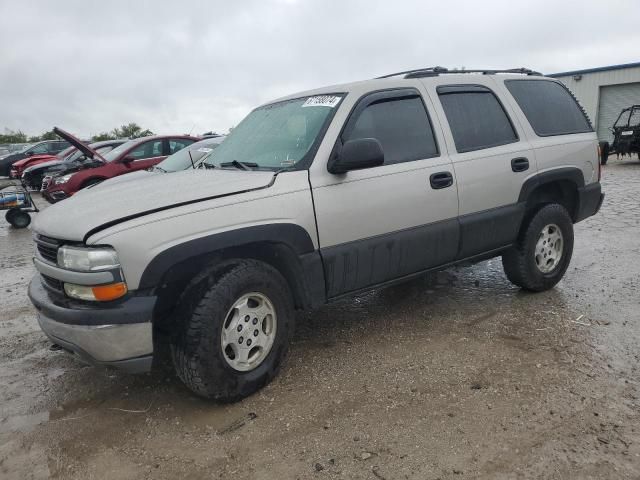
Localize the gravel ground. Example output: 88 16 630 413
1 159 639 479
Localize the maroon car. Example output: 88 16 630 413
44 128 197 202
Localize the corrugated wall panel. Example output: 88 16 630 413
553 66 640 131
596 83 640 142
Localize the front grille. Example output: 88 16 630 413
34 235 61 264
41 274 64 293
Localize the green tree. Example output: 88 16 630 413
91 132 117 141
0 129 28 144
112 123 153 139
39 130 58 140
27 130 58 142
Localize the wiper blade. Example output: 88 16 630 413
153 165 168 172
220 160 258 171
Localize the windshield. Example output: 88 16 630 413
64 144 116 163
203 94 343 170
101 139 138 162
157 138 224 172
56 146 76 159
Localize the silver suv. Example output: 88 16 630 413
28 67 604 401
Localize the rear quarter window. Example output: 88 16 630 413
505 80 592 136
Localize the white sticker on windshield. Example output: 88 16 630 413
196 147 213 153
302 95 341 108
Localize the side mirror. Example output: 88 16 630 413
328 138 384 174
26 151 34 156
120 155 135 164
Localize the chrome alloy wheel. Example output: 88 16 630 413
221 292 277 372
535 223 563 273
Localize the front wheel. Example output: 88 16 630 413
502 204 574 292
171 259 294 402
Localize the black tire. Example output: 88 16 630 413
6 209 31 229
502 204 574 292
599 141 610 165
171 259 294 402
5 208 19 224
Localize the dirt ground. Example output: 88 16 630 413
1 159 639 479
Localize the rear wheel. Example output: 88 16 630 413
502 204 574 292
599 141 610 165
171 259 294 402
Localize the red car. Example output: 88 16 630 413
44 128 197 202
9 146 76 178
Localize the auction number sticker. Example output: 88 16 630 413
302 95 341 108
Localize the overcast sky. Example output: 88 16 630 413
1 0 639 138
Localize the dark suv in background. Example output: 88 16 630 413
0 139 70 176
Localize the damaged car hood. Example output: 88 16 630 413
34 169 276 241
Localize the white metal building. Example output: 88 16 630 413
549 62 640 143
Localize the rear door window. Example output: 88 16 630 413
437 85 518 153
342 92 438 165
505 80 592 136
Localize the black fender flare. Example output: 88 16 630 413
138 223 316 291
517 167 585 203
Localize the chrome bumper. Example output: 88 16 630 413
38 313 153 373
29 276 155 373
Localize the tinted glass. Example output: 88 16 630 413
128 140 163 160
505 80 592 136
343 96 438 165
438 88 517 153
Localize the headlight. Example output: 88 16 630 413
57 245 120 271
57 246 128 301
55 174 74 184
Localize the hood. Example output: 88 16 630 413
24 159 63 174
33 169 276 241
53 127 104 162
12 154 55 167
94 169 153 187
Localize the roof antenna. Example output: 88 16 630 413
188 150 195 169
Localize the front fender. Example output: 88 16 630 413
138 223 316 290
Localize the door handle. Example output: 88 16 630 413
430 171 453 189
511 157 529 172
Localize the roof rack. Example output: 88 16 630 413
377 66 542 79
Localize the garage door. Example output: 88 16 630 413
597 82 640 143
